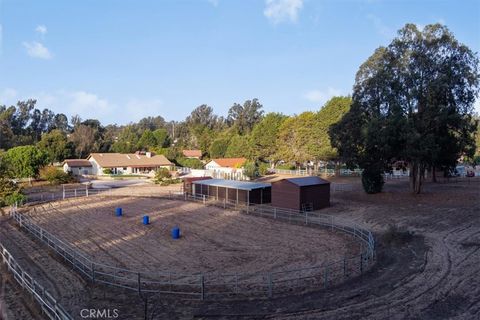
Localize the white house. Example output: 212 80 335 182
63 159 93 175
205 158 247 180
87 152 173 176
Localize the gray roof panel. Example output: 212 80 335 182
283 176 330 186
192 179 271 190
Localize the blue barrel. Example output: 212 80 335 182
143 215 150 225
115 207 123 216
171 227 180 239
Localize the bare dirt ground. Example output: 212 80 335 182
1 178 479 319
195 178 480 319
21 197 359 276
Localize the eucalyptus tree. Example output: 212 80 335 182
330 24 479 193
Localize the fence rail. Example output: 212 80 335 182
12 189 375 300
0 242 73 320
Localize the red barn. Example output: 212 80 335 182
271 176 330 211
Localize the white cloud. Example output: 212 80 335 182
304 87 343 105
68 91 111 115
366 14 394 38
207 0 219 7
22 41 52 59
0 88 18 103
35 25 47 35
26 90 164 124
474 99 480 114
264 0 303 24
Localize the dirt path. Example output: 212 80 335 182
193 179 480 319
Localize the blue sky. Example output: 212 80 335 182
0 0 479 124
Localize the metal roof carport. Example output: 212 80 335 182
191 179 271 204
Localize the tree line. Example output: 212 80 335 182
0 96 352 176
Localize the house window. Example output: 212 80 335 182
123 167 127 170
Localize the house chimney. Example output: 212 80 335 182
146 152 152 158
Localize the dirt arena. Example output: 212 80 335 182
21 196 360 276
2 177 479 320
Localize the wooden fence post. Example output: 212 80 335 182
360 253 363 274
138 273 141 295
267 273 273 298
200 275 205 300
324 267 328 288
72 251 75 270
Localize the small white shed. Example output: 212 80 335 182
63 159 93 176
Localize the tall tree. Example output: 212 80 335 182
276 112 317 166
209 138 229 158
137 129 157 150
330 24 479 194
152 128 170 148
225 134 251 158
186 105 218 129
250 112 287 165
111 125 139 153
227 99 264 134
311 96 352 162
69 124 97 158
37 129 72 164
52 113 70 133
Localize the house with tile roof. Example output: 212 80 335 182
182 149 202 159
205 158 248 180
85 152 173 176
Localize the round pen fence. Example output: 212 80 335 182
11 190 375 301
0 242 73 320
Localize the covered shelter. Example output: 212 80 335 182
271 176 330 211
183 176 212 194
191 179 271 204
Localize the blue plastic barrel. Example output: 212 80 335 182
171 227 180 239
115 207 122 216
143 215 150 225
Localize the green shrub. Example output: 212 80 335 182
0 178 24 207
4 191 26 206
39 166 74 185
258 162 269 176
176 157 204 169
361 166 384 194
102 168 113 174
154 167 172 184
276 163 296 170
243 161 258 179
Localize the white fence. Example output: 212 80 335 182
0 242 73 320
12 191 375 300
22 187 109 204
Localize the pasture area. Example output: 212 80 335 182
21 196 360 276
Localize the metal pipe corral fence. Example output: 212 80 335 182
11 188 375 301
0 242 73 320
